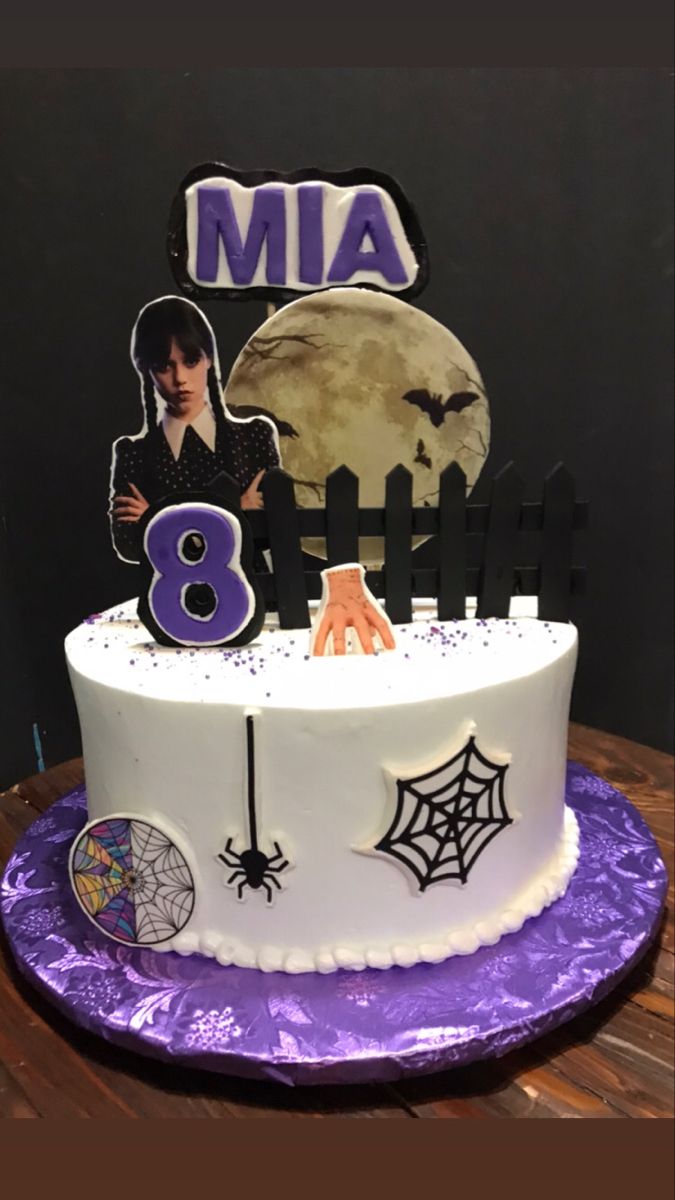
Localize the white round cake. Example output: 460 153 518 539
65 600 579 973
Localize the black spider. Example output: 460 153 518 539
218 713 291 904
218 838 289 904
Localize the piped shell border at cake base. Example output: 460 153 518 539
161 806 579 973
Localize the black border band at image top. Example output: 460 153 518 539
166 162 430 303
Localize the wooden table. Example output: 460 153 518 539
0 723 672 1118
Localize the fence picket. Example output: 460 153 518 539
262 469 310 628
477 462 524 619
326 466 359 566
438 462 467 619
539 463 575 622
384 464 413 623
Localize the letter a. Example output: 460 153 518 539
327 191 408 285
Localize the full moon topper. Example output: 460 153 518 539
223 289 490 556
167 163 429 303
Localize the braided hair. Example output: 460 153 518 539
131 296 231 485
208 363 230 445
140 369 159 433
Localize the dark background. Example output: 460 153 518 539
0 67 672 787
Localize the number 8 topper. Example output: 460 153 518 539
137 487 265 648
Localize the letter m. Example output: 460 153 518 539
195 185 286 285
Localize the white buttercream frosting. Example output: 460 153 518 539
65 600 579 973
66 600 575 709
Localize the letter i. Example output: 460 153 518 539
298 184 324 284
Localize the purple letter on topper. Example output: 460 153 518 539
298 184 324 284
327 190 408 285
196 186 286 285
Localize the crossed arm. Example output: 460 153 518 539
113 471 266 524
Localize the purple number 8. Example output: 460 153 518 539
144 503 254 645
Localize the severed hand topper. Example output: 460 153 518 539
310 563 396 657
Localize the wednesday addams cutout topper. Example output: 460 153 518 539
167 163 429 303
109 295 281 565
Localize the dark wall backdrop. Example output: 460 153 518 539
0 68 672 786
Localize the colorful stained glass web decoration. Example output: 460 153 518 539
69 817 195 945
373 726 512 891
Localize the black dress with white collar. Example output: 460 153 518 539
110 415 279 563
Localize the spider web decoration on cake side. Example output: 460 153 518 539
363 723 513 891
69 816 195 945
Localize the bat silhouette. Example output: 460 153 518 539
227 403 300 440
414 438 432 469
403 389 479 428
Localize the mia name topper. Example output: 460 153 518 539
167 164 428 303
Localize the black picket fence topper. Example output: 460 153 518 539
233 461 588 631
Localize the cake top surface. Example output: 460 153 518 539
66 599 577 711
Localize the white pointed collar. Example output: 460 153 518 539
161 403 216 461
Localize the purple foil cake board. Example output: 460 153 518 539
1 763 667 1087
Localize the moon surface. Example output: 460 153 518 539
223 288 490 558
